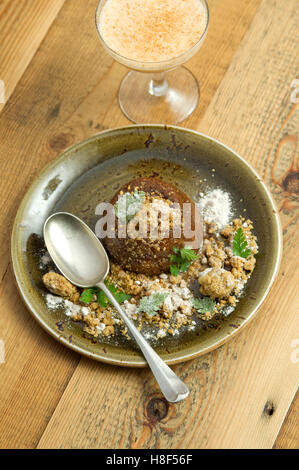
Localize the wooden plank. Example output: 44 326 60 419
0 0 66 113
35 0 299 449
0 0 110 449
197 0 299 447
0 266 79 449
190 0 299 448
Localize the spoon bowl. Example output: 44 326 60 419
44 212 109 287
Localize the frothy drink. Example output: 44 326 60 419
97 0 208 62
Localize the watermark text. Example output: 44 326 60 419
0 80 5 104
290 79 299 103
95 199 202 249
0 339 5 364
290 339 299 364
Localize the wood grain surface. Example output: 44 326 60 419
0 0 298 449
0 0 65 113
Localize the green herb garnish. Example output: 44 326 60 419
170 265 180 276
170 246 198 276
114 190 145 223
80 282 131 307
192 297 216 314
178 247 198 261
79 288 97 304
232 228 251 258
138 292 169 317
97 283 131 307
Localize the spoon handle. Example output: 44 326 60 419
97 282 189 403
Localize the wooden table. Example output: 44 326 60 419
0 0 298 449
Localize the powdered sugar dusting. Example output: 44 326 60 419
46 294 91 318
46 293 64 309
196 189 232 229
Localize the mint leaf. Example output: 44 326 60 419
170 265 180 276
192 297 216 314
233 228 251 258
170 246 198 276
80 283 130 307
179 247 198 261
179 261 190 272
114 190 145 223
97 289 109 307
138 292 169 317
80 287 98 303
170 254 181 264
114 291 131 304
98 281 131 307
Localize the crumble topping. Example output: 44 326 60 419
43 216 258 341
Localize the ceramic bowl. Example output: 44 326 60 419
11 125 282 366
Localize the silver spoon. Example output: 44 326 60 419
44 212 189 403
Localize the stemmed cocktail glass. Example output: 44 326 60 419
95 0 209 124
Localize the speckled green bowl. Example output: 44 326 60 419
11 125 282 367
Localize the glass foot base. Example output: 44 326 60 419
118 66 199 124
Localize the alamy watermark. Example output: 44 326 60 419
0 339 5 364
290 79 299 103
94 199 202 249
0 80 5 104
290 339 299 364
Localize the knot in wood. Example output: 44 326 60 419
282 171 299 194
263 400 275 417
146 397 169 422
49 132 74 151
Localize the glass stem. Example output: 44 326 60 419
149 72 168 97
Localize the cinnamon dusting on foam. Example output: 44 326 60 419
97 0 207 62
